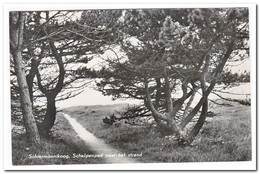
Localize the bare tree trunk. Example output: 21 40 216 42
39 95 57 137
10 12 41 146
153 78 171 133
154 78 162 110
36 38 65 137
26 58 41 104
187 99 208 142
13 51 41 146
144 75 188 141
183 87 198 118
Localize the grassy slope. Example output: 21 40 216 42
62 103 251 163
12 102 251 165
12 112 106 165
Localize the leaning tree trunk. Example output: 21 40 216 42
144 73 188 141
144 38 235 146
180 39 235 130
10 12 41 146
187 99 208 142
36 38 65 137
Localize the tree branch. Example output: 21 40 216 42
144 76 167 121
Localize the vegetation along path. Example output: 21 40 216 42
62 113 136 164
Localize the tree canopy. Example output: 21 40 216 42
96 8 249 144
10 10 122 136
10 8 249 145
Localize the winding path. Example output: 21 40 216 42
62 113 136 163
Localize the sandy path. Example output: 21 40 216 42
62 113 135 163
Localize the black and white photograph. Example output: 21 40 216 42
3 3 256 171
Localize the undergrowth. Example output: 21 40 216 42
63 103 251 163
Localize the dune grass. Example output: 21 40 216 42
12 102 251 165
62 103 251 163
